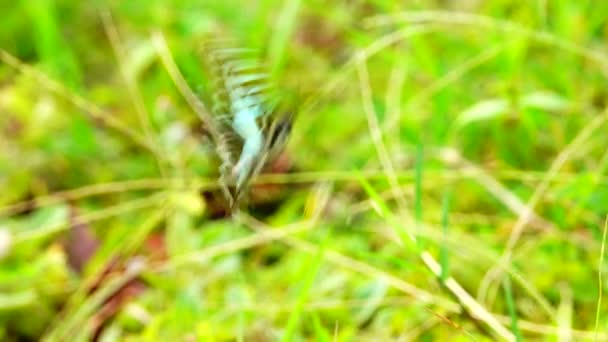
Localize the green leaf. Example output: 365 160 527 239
455 98 509 128
521 91 570 112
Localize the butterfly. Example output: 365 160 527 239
201 39 294 208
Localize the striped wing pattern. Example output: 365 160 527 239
203 39 292 206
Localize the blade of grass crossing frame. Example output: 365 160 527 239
503 275 522 341
595 215 608 338
311 312 331 342
356 173 419 252
357 174 515 340
267 0 302 78
414 141 424 246
25 0 82 89
440 189 451 283
281 228 328 341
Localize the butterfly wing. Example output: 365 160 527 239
203 39 285 205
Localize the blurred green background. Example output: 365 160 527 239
2 0 608 340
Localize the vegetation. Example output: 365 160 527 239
2 0 608 340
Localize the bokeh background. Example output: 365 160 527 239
2 0 608 340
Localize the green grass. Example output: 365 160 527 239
2 0 608 340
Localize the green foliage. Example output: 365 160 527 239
1 0 608 340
